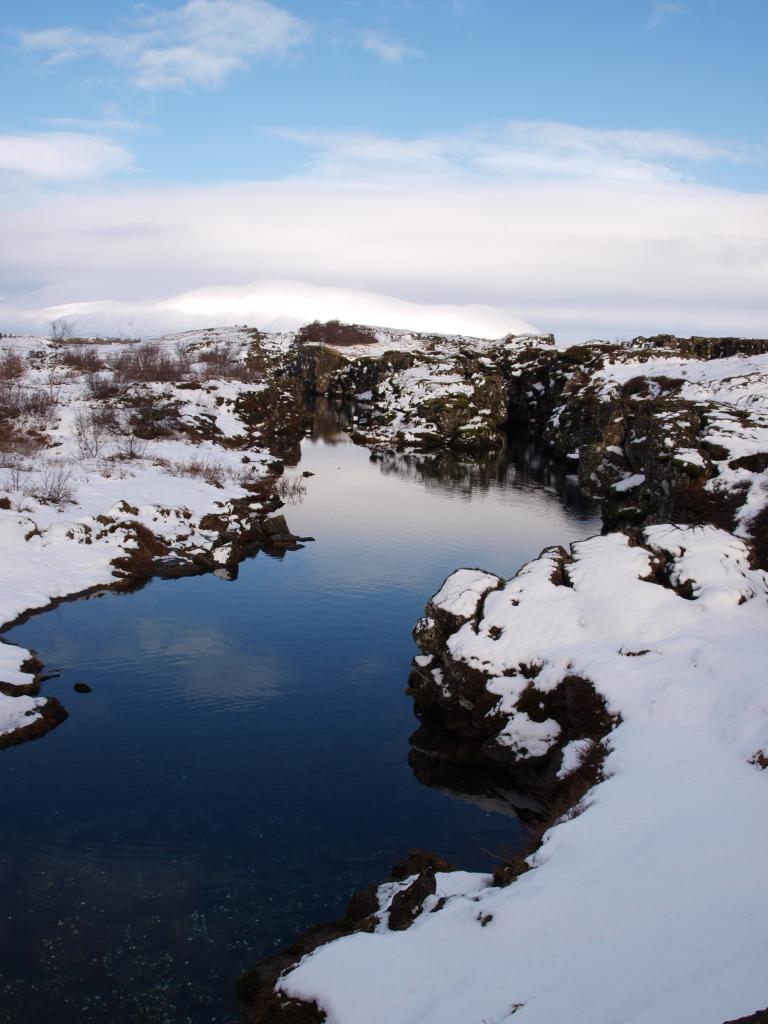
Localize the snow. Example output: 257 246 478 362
612 472 645 492
0 692 47 739
281 524 768 1024
556 738 594 779
0 639 45 738
497 710 561 756
672 448 706 469
0 640 34 690
431 568 502 619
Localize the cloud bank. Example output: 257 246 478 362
1 172 766 343
5 281 534 341
0 118 765 343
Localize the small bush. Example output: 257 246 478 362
0 382 56 421
60 345 104 374
166 457 227 488
295 320 378 348
192 341 262 382
86 371 118 399
73 408 106 458
111 342 186 383
1 455 30 492
33 461 75 505
113 433 148 460
0 347 25 382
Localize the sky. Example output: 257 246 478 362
1 0 767 340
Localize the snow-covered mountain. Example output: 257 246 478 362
0 280 538 342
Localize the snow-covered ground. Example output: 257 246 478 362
593 350 768 538
280 525 768 1024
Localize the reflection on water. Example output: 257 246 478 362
0 420 600 1024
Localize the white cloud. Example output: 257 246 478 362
648 1 686 30
0 132 135 181
362 30 420 63
276 121 750 185
20 0 310 91
1 172 766 343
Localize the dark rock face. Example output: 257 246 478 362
501 338 768 565
408 553 615 805
634 334 768 359
724 1011 768 1024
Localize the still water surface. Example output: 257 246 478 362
0 419 599 1023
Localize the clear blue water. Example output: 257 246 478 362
0 421 599 1024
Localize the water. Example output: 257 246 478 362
0 418 599 1023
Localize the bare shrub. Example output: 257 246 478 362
166 457 227 488
196 342 243 379
0 382 56 421
0 347 25 382
86 371 118 400
34 461 74 505
73 408 106 458
112 342 186 383
175 342 192 376
295 320 378 347
113 433 148 460
0 420 42 459
2 455 30 492
60 345 104 374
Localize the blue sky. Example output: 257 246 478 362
1 0 766 340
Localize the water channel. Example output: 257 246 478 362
0 412 600 1023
